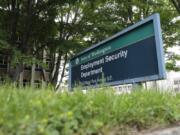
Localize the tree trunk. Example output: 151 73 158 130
49 53 56 81
20 0 33 53
170 0 180 13
31 62 35 88
56 53 68 90
40 49 48 86
12 63 24 85
10 0 19 45
19 70 24 87
50 52 62 86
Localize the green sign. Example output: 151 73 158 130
69 13 166 88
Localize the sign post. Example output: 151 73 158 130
69 13 166 89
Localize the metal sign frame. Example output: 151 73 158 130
69 13 166 89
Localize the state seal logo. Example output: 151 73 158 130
75 58 79 65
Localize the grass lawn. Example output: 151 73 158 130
0 85 179 135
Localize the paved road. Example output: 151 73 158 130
139 126 180 135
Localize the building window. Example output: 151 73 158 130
45 58 51 71
0 55 8 69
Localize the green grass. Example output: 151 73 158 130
0 85 179 135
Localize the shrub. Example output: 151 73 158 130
0 85 179 135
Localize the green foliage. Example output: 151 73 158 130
166 53 180 71
9 49 47 69
0 29 9 51
0 86 179 135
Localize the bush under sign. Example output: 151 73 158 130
69 13 166 88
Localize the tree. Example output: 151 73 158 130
0 0 60 84
0 0 179 88
170 0 180 13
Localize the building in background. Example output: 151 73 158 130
0 49 70 89
0 53 8 82
0 51 51 88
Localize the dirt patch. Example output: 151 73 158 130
103 123 180 135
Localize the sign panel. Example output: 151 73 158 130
69 13 166 88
